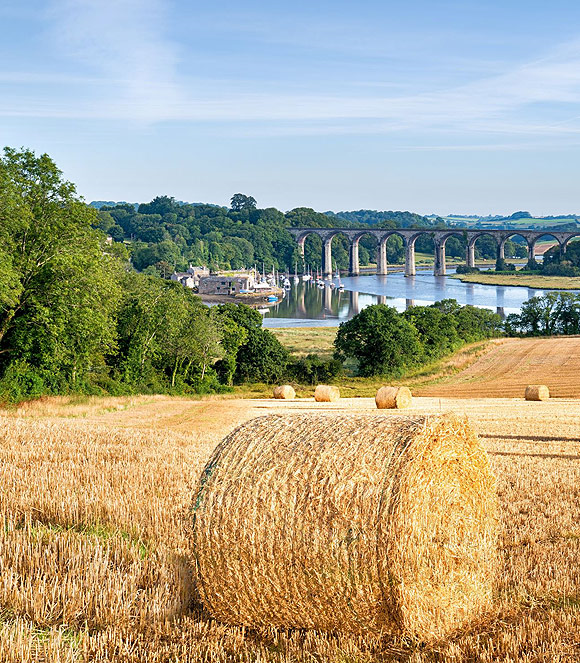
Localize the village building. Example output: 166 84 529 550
198 274 255 295
170 265 210 289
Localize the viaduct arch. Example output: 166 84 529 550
289 227 577 277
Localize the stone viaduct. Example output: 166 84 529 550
287 227 580 277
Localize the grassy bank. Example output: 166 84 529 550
452 272 580 290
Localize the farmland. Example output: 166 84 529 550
0 336 579 661
453 272 580 289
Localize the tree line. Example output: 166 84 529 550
0 148 301 401
1 147 578 402
96 195 533 277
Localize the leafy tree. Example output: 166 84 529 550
0 147 121 391
334 304 421 377
453 305 502 342
507 293 580 336
403 306 460 360
230 193 257 211
235 327 289 384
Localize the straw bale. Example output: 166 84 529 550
314 385 340 402
376 386 412 409
525 384 550 401
273 385 296 400
192 413 498 641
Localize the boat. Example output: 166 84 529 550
283 278 291 289
293 263 299 284
302 266 311 282
257 307 270 314
267 295 278 302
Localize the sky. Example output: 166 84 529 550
2 0 580 215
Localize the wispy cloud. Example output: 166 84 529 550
47 0 183 122
5 7 580 149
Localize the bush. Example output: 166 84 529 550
456 265 480 274
541 262 580 277
0 360 48 403
289 354 343 385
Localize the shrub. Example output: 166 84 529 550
288 354 343 385
0 360 48 403
456 265 480 274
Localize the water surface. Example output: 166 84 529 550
261 269 580 328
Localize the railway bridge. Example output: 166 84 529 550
287 227 580 277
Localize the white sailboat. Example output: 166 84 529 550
293 263 299 284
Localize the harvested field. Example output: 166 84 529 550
0 392 579 661
415 336 580 398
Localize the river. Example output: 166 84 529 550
260 268 580 328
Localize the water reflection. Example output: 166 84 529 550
260 270 580 328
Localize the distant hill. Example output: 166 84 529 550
90 200 218 210
325 209 442 228
90 201 138 210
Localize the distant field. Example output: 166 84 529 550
444 215 579 229
453 272 580 290
270 326 336 359
415 336 580 398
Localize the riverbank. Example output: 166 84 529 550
199 292 282 306
452 272 580 290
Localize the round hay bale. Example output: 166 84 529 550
376 385 412 409
314 385 340 402
525 384 550 401
273 385 296 400
192 413 498 641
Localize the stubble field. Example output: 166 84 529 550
0 382 579 662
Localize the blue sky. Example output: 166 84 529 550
2 0 580 215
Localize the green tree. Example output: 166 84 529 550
0 147 121 391
230 194 257 211
235 328 289 384
403 306 460 360
334 304 421 377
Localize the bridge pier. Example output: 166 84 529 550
349 242 360 276
322 239 333 278
404 241 416 276
466 243 476 268
434 240 446 276
376 240 388 275
527 241 535 266
497 242 505 262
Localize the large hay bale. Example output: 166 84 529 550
376 385 412 409
314 385 340 402
273 385 296 400
192 413 498 641
525 384 550 401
